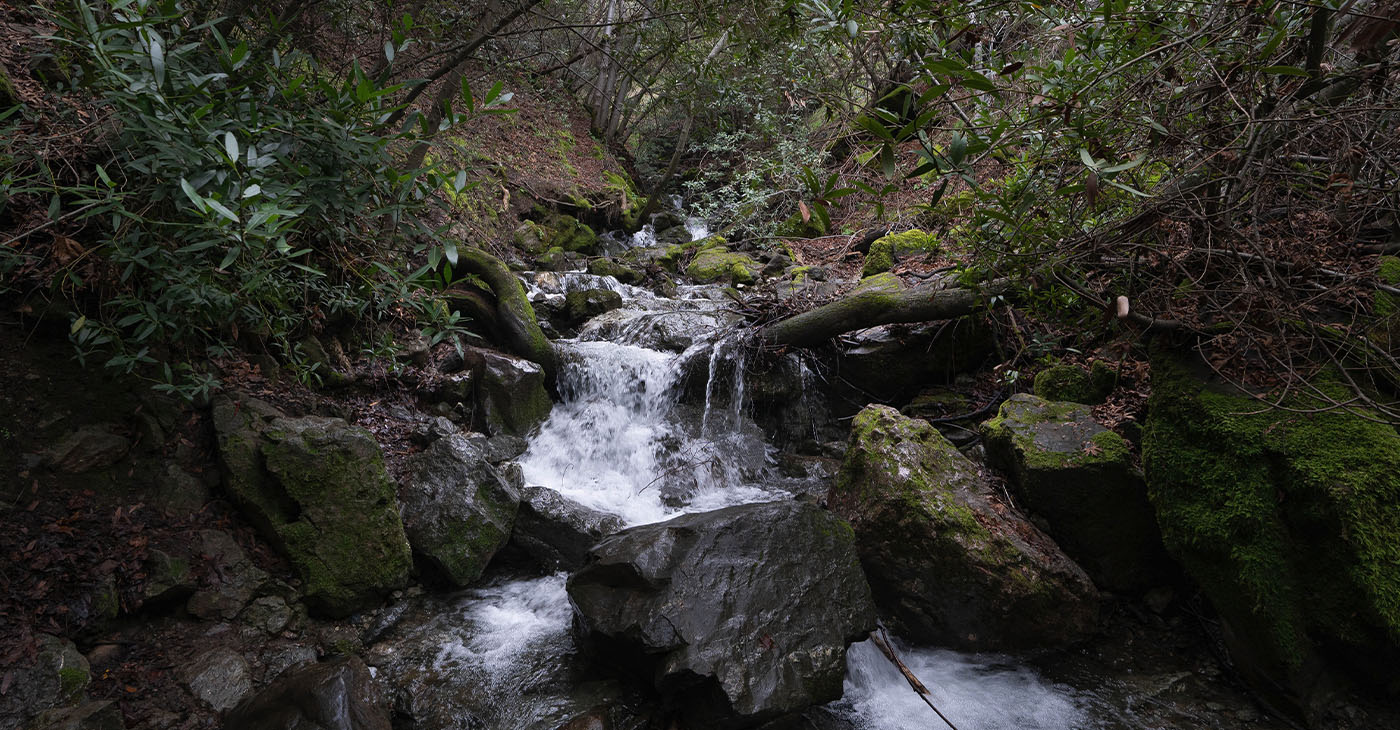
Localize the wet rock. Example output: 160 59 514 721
260 644 319 680
0 634 88 730
587 257 645 285
465 346 553 437
153 464 210 516
982 394 1167 593
400 434 519 587
568 501 877 724
41 424 129 473
829 405 1098 651
564 289 624 327
181 647 252 713
462 433 529 463
225 655 389 730
186 530 271 621
213 397 413 618
26 701 123 730
511 486 624 570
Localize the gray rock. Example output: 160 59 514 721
182 647 251 713
467 347 553 437
142 549 195 606
25 701 123 730
41 425 129 473
213 398 413 618
835 321 993 402
461 433 529 463
0 635 88 730
510 486 624 570
568 501 876 723
153 464 209 515
226 656 389 730
563 289 624 327
240 596 292 635
400 434 519 587
830 405 1099 651
260 645 320 680
186 530 270 621
982 394 1167 593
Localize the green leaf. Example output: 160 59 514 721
879 144 895 178
1101 155 1147 174
1105 179 1152 197
218 247 241 269
242 184 262 198
1078 148 1099 169
845 20 858 38
384 40 395 64
1261 65 1310 77
95 165 114 188
179 179 207 213
205 198 240 223
70 315 86 335
460 78 474 113
443 239 458 266
224 132 239 163
148 30 165 88
950 133 967 166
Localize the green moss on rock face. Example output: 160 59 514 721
981 394 1163 592
829 405 1098 650
1144 354 1400 684
862 230 937 277
587 257 644 284
1376 256 1400 317
1033 362 1115 404
685 241 759 284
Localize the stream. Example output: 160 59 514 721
367 222 1286 730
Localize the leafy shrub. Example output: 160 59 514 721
5 0 470 397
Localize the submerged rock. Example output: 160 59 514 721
981 394 1167 593
511 486 624 570
567 501 876 724
213 398 412 617
829 405 1098 651
1144 353 1400 706
400 434 520 587
225 656 390 730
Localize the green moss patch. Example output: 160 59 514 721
1144 354 1400 677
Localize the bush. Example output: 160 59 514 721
3 0 468 398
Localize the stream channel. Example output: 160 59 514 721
365 220 1287 730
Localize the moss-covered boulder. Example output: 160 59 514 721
861 229 938 277
830 405 1098 650
684 238 759 284
586 257 644 285
1144 354 1400 699
563 288 623 326
982 394 1168 593
1032 361 1116 405
212 398 412 617
400 434 519 586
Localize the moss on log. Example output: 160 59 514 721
762 277 1012 348
457 247 557 380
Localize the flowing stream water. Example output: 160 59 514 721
371 218 1282 729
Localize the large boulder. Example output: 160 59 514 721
225 656 390 730
860 229 937 277
213 397 412 617
567 501 876 724
981 394 1167 593
563 289 624 327
511 486 625 570
1144 353 1400 704
829 405 1098 651
400 434 520 586
464 346 553 437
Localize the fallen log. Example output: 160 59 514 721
761 276 1013 348
456 247 557 381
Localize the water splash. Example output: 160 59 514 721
828 639 1092 730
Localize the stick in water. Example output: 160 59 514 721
870 627 961 730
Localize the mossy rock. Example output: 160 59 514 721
587 257 644 285
900 388 971 420
464 346 553 437
0 60 17 110
775 210 827 238
0 634 90 722
685 240 759 284
861 230 937 277
564 288 623 326
829 405 1098 651
1143 353 1400 696
981 394 1167 592
212 398 412 618
1033 361 1116 405
524 211 599 255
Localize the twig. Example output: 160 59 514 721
870 626 960 730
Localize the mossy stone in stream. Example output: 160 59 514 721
1143 353 1400 695
861 230 937 277
684 237 758 284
